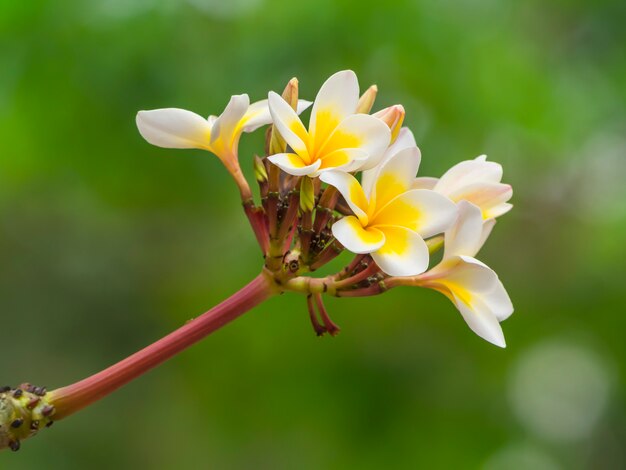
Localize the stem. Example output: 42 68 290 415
334 261 380 290
49 272 277 420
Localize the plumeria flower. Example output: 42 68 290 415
413 155 513 220
415 201 513 347
136 94 311 174
268 70 391 178
320 144 457 276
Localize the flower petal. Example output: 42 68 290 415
372 189 457 238
453 293 507 348
267 153 321 176
332 215 385 254
318 148 368 172
319 170 369 224
310 70 360 153
210 94 250 145
318 114 391 170
136 108 212 149
412 177 438 190
268 91 310 160
370 146 421 211
362 127 418 197
443 200 485 259
420 256 510 347
435 156 504 195
447 182 513 219
372 225 429 276
242 99 312 133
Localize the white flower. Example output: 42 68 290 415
136 94 311 170
320 143 457 276
267 70 391 178
416 201 513 347
414 155 513 220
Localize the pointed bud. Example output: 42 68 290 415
300 177 315 213
356 85 378 113
253 155 268 183
373 104 405 142
282 77 299 111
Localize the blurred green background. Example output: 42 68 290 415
1 0 625 468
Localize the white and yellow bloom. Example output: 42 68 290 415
416 201 513 347
413 155 513 220
320 145 457 276
268 70 391 178
136 94 311 171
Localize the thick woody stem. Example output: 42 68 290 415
48 272 277 420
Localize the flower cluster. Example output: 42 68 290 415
136 70 514 347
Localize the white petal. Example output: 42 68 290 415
267 153 321 176
317 114 390 171
268 91 310 159
443 255 514 322
390 127 417 153
242 99 312 133
136 108 212 149
478 218 496 253
485 202 513 219
454 293 507 348
412 177 438 190
332 216 385 254
435 158 504 195
310 70 360 151
443 200 485 259
372 189 457 239
362 127 418 197
369 146 421 208
241 99 271 132
319 171 369 224
318 148 369 173
447 181 513 219
372 226 429 276
210 94 250 145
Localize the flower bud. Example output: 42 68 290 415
373 104 405 143
300 176 315 212
253 155 268 183
282 77 299 111
356 85 378 114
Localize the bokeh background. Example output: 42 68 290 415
1 0 625 468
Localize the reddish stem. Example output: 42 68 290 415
49 273 276 419
334 261 380 290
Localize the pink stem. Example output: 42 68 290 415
49 273 275 419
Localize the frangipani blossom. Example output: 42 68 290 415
416 201 513 347
413 155 513 220
136 94 311 171
268 70 391 178
320 146 457 276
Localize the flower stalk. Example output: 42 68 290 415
48 272 276 421
2 69 515 453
